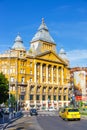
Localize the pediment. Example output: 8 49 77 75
36 51 66 64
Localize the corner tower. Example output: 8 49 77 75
12 34 25 50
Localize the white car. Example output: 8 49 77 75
4 108 9 114
48 107 55 111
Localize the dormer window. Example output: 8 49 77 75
20 51 23 57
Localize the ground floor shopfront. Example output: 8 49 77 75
25 100 70 110
22 83 71 110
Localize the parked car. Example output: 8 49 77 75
48 107 55 111
0 108 3 118
4 108 9 114
30 108 38 116
60 107 81 121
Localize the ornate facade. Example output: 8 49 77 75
0 19 71 110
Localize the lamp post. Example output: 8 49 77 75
71 82 76 107
58 96 59 110
8 48 12 120
48 98 50 110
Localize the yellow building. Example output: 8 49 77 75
0 19 71 110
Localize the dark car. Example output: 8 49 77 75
0 108 4 118
0 112 3 118
30 108 38 116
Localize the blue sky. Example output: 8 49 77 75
0 0 87 67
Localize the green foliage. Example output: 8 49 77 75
9 94 16 109
0 72 9 104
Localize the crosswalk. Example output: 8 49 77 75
0 124 4 130
23 114 59 117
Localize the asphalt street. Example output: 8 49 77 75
4 111 87 130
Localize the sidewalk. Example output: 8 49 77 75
81 115 87 119
0 111 23 130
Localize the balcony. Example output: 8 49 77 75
18 82 27 86
53 92 57 95
58 91 63 94
30 100 34 104
20 91 26 95
36 100 40 103
36 91 40 94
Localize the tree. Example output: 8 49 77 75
9 94 16 110
0 72 9 104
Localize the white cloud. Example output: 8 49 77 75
67 49 87 67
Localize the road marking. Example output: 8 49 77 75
23 114 59 117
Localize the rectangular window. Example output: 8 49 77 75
30 70 32 74
30 62 32 67
20 95 24 100
21 77 24 83
37 87 40 92
54 88 57 93
42 95 45 100
49 88 51 92
30 86 34 92
54 95 56 101
64 95 66 101
36 95 40 100
30 95 33 100
13 86 15 91
43 88 46 92
10 77 14 82
30 78 32 82
20 51 23 57
48 95 51 100
58 95 61 101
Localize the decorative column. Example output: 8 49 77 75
40 63 42 83
46 86 48 109
51 65 53 84
34 62 36 83
61 67 64 85
25 81 30 110
46 64 48 83
52 87 54 108
34 61 37 108
56 66 58 84
40 85 43 109
34 84 37 108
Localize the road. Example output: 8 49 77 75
5 111 87 130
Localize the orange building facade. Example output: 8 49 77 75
0 19 71 110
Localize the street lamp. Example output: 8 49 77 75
48 98 50 110
8 48 12 120
70 82 76 108
58 96 59 110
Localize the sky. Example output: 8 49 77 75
0 0 87 67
